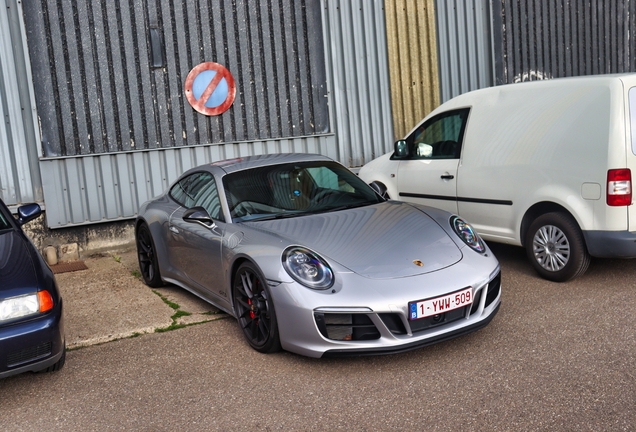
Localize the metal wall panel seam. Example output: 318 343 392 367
38 133 337 162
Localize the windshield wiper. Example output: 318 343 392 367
246 212 304 222
322 202 372 213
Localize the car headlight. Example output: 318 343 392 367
450 216 486 253
282 246 334 289
0 291 54 322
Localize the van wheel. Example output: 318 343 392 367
525 212 590 282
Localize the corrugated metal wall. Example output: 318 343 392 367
39 136 336 228
0 0 42 207
435 0 493 102
324 0 394 165
384 0 440 141
492 0 636 84
22 0 329 157
26 0 394 228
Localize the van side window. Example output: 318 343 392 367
170 172 224 221
629 87 636 155
405 109 470 160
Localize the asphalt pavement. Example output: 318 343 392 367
0 244 635 431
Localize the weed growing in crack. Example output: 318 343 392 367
152 290 180 310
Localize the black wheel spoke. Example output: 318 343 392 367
236 297 251 310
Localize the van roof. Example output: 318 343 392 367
434 73 636 115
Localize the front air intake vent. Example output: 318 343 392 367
314 313 380 341
485 271 501 307
7 342 52 367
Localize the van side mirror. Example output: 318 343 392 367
393 140 409 158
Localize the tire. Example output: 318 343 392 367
525 212 591 282
136 223 164 287
40 346 66 373
232 262 281 353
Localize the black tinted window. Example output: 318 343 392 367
394 108 470 160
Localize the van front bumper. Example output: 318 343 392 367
583 230 636 258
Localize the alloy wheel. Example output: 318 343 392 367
532 224 570 272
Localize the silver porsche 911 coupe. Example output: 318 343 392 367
135 153 501 358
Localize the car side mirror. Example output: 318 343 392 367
183 206 216 229
17 203 42 226
393 140 409 158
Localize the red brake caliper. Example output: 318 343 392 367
248 298 255 319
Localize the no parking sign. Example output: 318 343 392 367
184 62 236 116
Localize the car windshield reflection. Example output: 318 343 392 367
223 161 383 223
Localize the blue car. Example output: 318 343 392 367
0 199 65 378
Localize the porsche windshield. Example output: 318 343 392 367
224 161 384 222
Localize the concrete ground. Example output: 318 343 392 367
55 249 227 349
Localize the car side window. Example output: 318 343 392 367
403 108 470 160
170 172 224 221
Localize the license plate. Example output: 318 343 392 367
409 287 473 320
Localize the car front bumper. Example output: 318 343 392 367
0 300 65 379
269 253 501 358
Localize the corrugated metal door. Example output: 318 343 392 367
492 1 636 84
21 0 330 157
17 0 394 227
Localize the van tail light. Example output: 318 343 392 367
607 169 632 206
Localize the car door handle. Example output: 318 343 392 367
169 226 179 234
441 174 455 180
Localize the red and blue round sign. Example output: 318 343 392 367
184 62 236 116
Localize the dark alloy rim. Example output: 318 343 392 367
234 268 272 347
137 227 156 282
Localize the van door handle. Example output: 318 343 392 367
441 174 455 180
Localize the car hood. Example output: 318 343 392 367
245 202 463 279
0 230 39 295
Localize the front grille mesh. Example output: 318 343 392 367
314 313 381 341
7 342 52 367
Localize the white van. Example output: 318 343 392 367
359 74 636 282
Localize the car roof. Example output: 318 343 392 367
206 153 333 175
